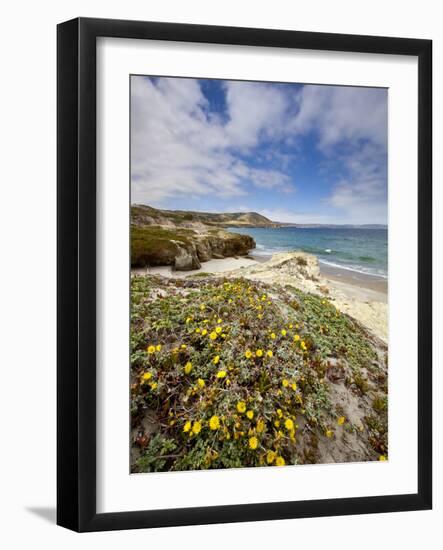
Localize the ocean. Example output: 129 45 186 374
229 226 388 279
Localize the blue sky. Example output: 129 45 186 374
131 76 387 225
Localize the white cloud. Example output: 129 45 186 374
327 142 387 224
224 81 289 147
258 208 340 225
292 85 387 150
291 85 387 223
131 77 294 204
131 77 387 224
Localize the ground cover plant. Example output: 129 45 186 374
130 275 388 472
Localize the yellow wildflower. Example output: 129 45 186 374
150 382 158 390
192 421 202 435
256 349 263 357
270 333 276 340
237 401 246 413
291 382 297 391
289 324 293 329
284 418 294 431
274 420 280 428
181 344 187 349
266 350 273 358
325 429 334 438
184 361 192 374
209 331 218 340
197 378 205 388
200 304 206 311
213 355 220 365
246 410 254 420
186 317 192 324
293 334 300 342
337 416 346 426
215 326 222 334
379 455 387 461
201 329 208 336
276 408 283 418
245 350 253 359
216 370 227 378
301 341 307 351
275 456 286 466
183 421 192 433
281 329 287 336
282 379 289 388
155 344 162 352
248 436 258 450
266 450 276 464
256 419 265 433
209 415 220 430
142 372 152 381
195 328 201 333
147 345 156 354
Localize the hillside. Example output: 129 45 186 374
131 204 277 228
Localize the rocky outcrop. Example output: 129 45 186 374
131 224 255 271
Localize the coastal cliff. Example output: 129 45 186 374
131 205 256 270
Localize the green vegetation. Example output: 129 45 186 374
131 224 194 267
187 272 213 278
296 256 308 266
131 275 388 472
131 204 275 227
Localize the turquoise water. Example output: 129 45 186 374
230 227 388 279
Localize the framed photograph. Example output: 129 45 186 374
57 17 432 532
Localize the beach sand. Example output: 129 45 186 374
132 255 258 278
320 262 387 297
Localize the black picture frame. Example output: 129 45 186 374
57 17 432 532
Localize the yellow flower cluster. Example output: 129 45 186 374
209 415 220 430
146 344 162 354
245 349 273 360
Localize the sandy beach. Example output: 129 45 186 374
132 255 258 277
